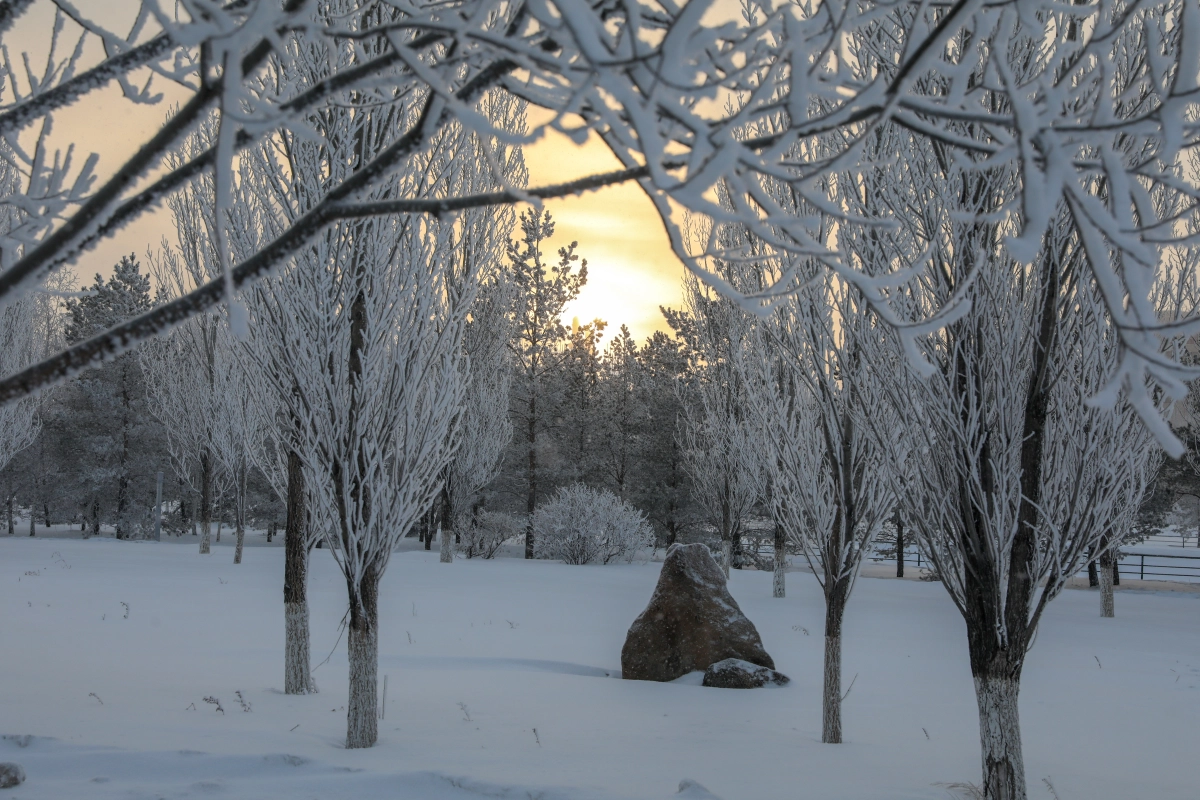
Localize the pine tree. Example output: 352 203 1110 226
56 256 164 538
505 210 588 558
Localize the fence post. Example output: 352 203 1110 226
1140 554 1144 581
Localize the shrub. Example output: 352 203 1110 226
533 485 653 565
456 510 522 559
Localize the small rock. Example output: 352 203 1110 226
702 658 790 689
0 762 26 789
622 543 775 682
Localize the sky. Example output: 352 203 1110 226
8 1 685 345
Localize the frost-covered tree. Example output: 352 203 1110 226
597 325 642 498
671 279 761 576
533 484 653 565
62 256 163 537
742 271 898 744
231 6 501 746
506 210 588 558
850 122 1191 797
631 329 697 547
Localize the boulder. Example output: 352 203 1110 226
622 543 775 681
0 763 25 789
702 658 790 689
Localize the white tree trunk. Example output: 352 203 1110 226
285 600 316 694
721 539 732 578
199 520 211 554
974 675 1027 800
772 553 785 598
1099 552 1115 618
439 524 452 563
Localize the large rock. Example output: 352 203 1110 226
702 658 790 689
0 763 25 789
622 543 775 681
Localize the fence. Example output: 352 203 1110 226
1116 551 1200 582
871 548 1200 583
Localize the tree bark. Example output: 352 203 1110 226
439 483 453 563
5 496 12 535
284 450 315 695
772 521 786 598
199 449 212 554
234 518 245 564
895 515 905 578
822 580 848 743
720 539 732 579
525 392 537 559
974 672 1026 800
29 509 35 536
346 566 379 749
1098 547 1115 618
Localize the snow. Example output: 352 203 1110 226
2 536 1199 799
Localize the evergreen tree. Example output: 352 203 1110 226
53 256 165 537
504 210 587 558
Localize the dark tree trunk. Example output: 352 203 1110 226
772 521 786 598
822 578 849 744
5 496 12 535
526 393 537 559
198 449 213 554
284 450 316 695
1087 552 1099 587
345 565 380 749
896 514 905 578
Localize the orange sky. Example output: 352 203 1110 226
9 2 684 345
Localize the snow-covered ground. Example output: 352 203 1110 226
2 537 1198 800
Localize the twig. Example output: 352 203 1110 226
532 728 540 746
289 724 300 732
922 727 930 740
457 702 472 722
313 608 350 672
841 672 859 702
1042 777 1061 800
1094 655 1102 669
88 692 103 705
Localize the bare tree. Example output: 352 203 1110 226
742 275 898 745
850 125 1191 798
671 275 762 576
1 0 1194 473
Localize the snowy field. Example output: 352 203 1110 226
2 537 1199 800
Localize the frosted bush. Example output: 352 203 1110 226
533 485 653 565
456 511 522 560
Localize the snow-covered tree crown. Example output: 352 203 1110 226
0 0 1197 450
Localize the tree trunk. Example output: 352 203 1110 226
772 522 786 598
525 393 537 559
1111 557 1119 586
284 450 315 695
1098 547 1115 618
721 539 732 579
1087 555 1098 587
973 672 1026 800
439 483 453 563
822 581 848 744
29 510 35 537
895 515 905 578
199 450 212 554
234 519 245 564
5 497 12 535
346 567 380 749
